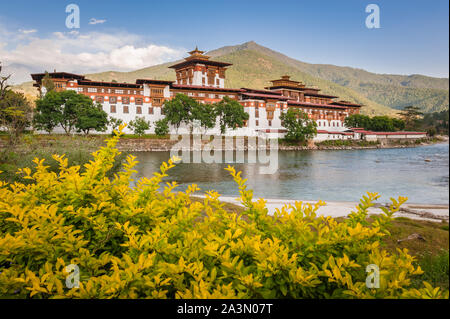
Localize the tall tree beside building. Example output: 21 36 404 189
75 103 108 135
191 102 216 134
280 108 317 142
214 96 249 134
162 94 198 133
0 90 32 144
368 116 396 131
41 71 55 95
345 114 405 132
399 106 424 130
344 114 371 129
34 90 106 135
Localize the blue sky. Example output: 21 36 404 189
1 0 448 83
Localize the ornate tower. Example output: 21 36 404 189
169 47 232 88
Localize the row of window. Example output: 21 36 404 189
151 88 164 96
172 92 236 99
109 105 158 115
94 96 144 105
317 121 342 127
80 87 144 95
328 134 346 139
308 97 329 105
252 120 273 127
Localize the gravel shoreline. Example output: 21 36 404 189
199 195 449 222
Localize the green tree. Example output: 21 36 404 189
214 97 249 134
192 102 216 134
162 94 197 133
75 103 108 135
33 90 98 135
345 114 405 132
421 110 448 135
280 108 317 142
426 127 437 137
0 90 32 144
367 116 395 132
344 114 371 129
33 91 61 133
399 106 424 130
41 71 55 95
129 116 150 136
154 118 169 137
392 118 406 131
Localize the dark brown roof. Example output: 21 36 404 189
266 85 303 90
241 88 283 95
78 80 142 89
331 100 362 107
169 59 232 69
304 92 338 98
31 72 85 82
136 79 174 85
241 92 290 100
171 84 242 92
266 86 320 92
287 100 346 109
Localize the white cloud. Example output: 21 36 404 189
89 18 107 25
19 29 37 34
0 26 186 84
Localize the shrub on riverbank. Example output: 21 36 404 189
0 134 126 184
0 126 447 299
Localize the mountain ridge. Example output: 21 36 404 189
12 41 448 115
210 41 448 90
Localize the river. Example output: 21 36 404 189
132 143 449 205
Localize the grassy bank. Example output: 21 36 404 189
0 134 127 184
383 217 449 290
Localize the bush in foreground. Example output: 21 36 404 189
0 126 447 299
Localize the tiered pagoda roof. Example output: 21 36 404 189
169 47 232 69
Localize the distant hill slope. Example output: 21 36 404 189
13 41 448 115
207 42 449 113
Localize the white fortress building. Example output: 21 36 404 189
31 48 426 141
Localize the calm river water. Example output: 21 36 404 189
133 143 449 205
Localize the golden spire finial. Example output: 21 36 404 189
188 46 204 56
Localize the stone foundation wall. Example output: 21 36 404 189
117 139 178 152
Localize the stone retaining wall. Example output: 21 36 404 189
115 137 440 152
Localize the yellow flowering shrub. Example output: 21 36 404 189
0 126 448 299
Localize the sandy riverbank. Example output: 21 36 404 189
199 195 449 222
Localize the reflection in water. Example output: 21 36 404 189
132 143 449 204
